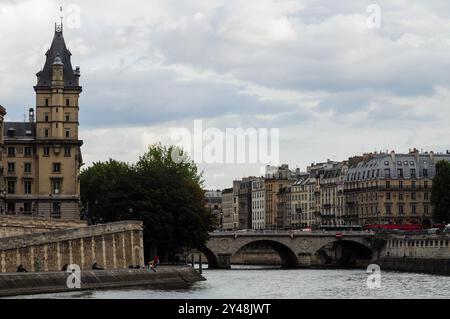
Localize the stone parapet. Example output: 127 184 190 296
0 221 144 273
0 215 87 238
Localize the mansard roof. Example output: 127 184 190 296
4 122 36 140
35 25 80 88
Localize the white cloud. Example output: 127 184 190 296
1 0 450 189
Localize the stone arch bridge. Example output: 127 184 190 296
201 231 379 269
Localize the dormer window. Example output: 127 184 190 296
7 128 15 138
25 130 32 136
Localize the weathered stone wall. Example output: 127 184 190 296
0 266 205 297
0 221 144 272
381 234 450 258
378 258 450 276
0 215 86 238
231 250 282 265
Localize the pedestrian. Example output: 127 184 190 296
153 255 160 268
147 261 156 272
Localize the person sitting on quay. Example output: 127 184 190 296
92 262 104 270
147 261 157 272
16 264 28 273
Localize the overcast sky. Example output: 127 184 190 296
1 0 450 189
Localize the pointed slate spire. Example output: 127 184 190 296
35 19 79 88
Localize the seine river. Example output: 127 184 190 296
14 266 450 299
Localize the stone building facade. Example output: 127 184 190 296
318 163 348 226
251 178 265 230
204 190 223 229
344 150 450 226
221 188 234 231
0 23 83 219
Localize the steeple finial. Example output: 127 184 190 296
55 6 63 33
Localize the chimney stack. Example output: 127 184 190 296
28 108 35 122
390 150 396 163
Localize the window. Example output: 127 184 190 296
53 163 61 173
7 129 15 138
424 204 429 214
64 147 71 157
44 113 49 122
56 107 59 113
399 205 404 215
411 192 416 200
45 129 49 137
24 163 32 173
404 161 408 165
386 206 391 214
7 181 15 194
24 147 32 156
24 181 32 194
65 129 70 138
7 163 15 173
52 202 61 218
65 113 70 122
23 202 32 214
397 161 402 166
411 168 416 177
399 193 403 200
7 147 15 157
66 99 70 107
398 168 403 177
384 161 389 165
385 169 390 177
412 205 416 215
43 147 50 156
45 99 49 107
424 192 429 200
423 169 428 177
412 180 416 189
52 180 61 194
399 180 403 189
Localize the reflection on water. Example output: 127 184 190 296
11 266 450 299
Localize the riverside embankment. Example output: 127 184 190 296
0 266 205 297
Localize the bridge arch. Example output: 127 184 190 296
232 240 298 268
197 246 219 269
315 239 373 266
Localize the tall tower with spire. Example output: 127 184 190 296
31 19 83 218
0 17 83 219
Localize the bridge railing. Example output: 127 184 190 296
210 230 375 236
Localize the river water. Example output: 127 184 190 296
13 265 450 299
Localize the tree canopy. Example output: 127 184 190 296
431 160 450 224
80 144 215 261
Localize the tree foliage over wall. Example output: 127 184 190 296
431 160 450 224
80 144 215 262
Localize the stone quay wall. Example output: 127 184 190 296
378 258 450 276
381 233 450 259
0 221 144 273
0 266 205 297
0 215 87 238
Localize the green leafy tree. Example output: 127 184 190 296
80 144 214 262
431 160 450 223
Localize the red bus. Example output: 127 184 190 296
363 224 422 231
